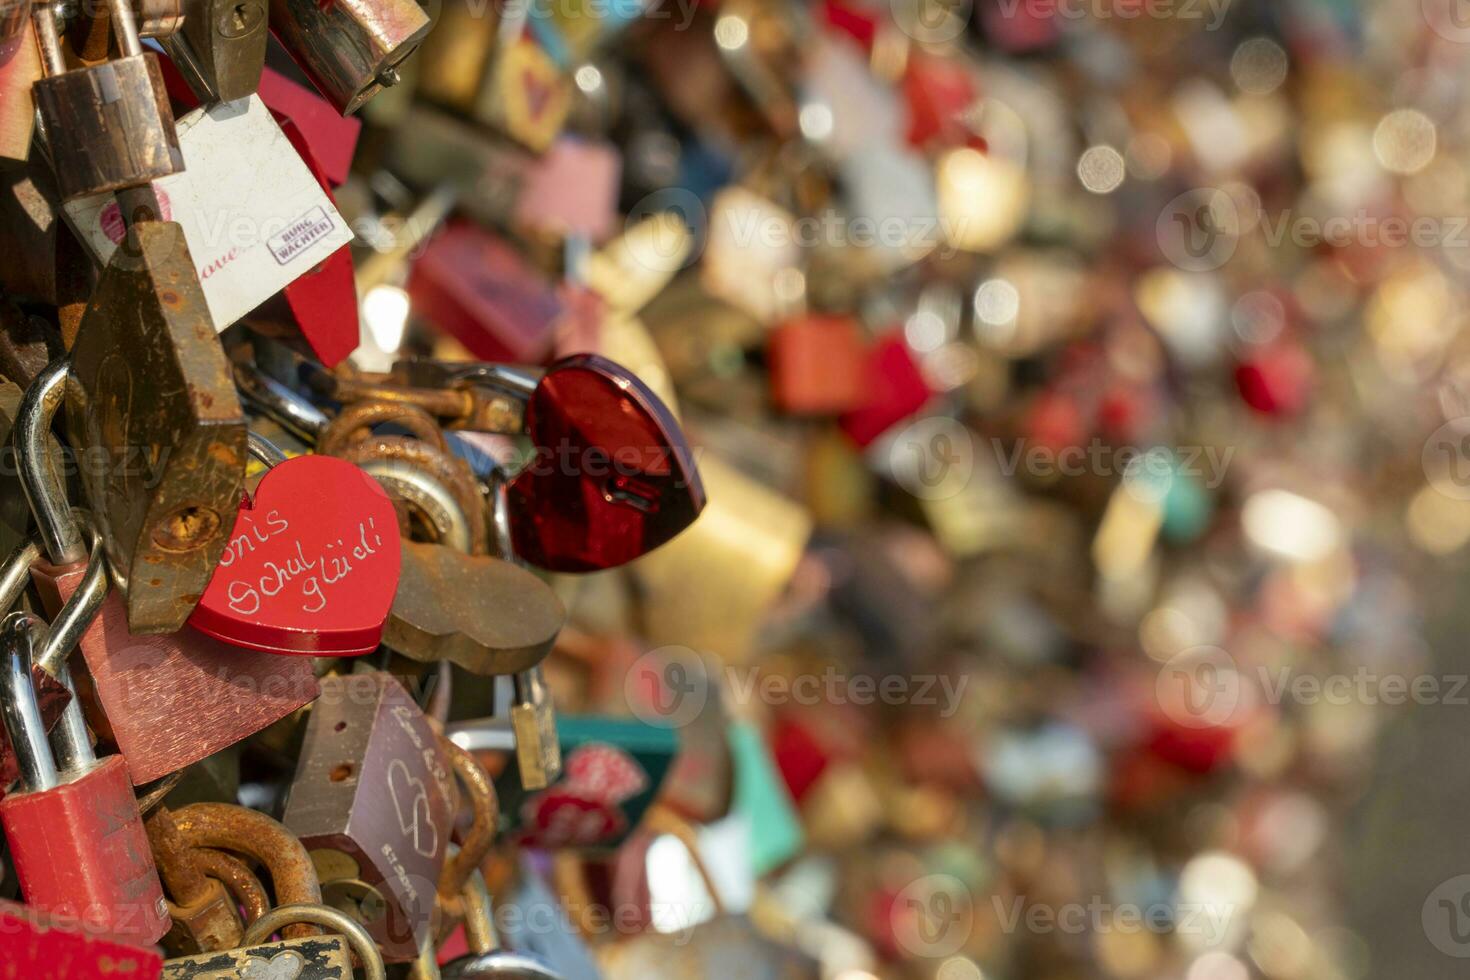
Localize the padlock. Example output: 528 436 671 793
158 0 267 103
30 0 183 201
307 398 564 676
513 137 622 245
0 298 61 389
282 672 457 963
437 870 561 979
186 432 402 656
61 94 356 340
146 806 245 954
451 713 678 854
63 215 247 634
238 116 359 368
406 222 565 365
0 16 40 163
0 527 107 797
161 902 386 980
480 36 571 153
165 802 326 933
19 360 320 784
766 314 868 416
837 332 933 448
270 0 433 114
0 897 165 980
461 355 707 573
0 610 171 945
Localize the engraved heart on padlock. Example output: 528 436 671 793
507 354 706 572
240 950 307 980
188 455 402 655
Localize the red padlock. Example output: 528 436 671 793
0 899 163 980
0 613 170 946
407 222 563 364
767 314 868 415
839 332 934 448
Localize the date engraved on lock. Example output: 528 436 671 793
269 207 336 265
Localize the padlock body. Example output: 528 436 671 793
66 220 248 633
161 934 352 978
282 673 455 962
0 755 170 945
270 0 431 114
0 898 164 980
768 315 868 415
30 557 320 785
32 52 183 201
0 21 41 163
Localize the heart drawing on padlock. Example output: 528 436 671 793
507 354 706 572
188 455 402 655
240 950 307 980
387 757 441 859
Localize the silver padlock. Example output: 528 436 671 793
30 0 183 201
271 0 433 114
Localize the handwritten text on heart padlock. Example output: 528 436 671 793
189 455 402 655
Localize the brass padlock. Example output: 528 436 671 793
157 0 267 103
270 0 433 114
162 903 386 980
66 220 247 634
282 672 457 963
29 0 183 201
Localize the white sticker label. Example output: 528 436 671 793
63 95 355 333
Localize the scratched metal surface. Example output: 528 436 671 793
66 220 246 634
161 935 352 978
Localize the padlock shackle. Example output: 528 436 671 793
48 663 97 777
355 458 473 554
104 0 143 56
233 364 328 445
30 2 65 76
16 359 87 567
246 431 288 469
0 611 60 793
240 904 387 980
0 523 109 680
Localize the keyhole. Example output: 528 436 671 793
216 0 261 38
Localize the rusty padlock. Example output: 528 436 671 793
282 672 457 963
161 902 386 980
19 359 319 785
0 611 171 945
64 217 248 634
30 0 183 202
146 806 245 955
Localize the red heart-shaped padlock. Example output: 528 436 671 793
188 455 401 655
507 354 706 572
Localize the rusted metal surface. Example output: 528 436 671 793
169 803 324 941
161 935 354 979
0 299 60 389
322 372 524 434
385 542 565 676
65 220 246 634
434 737 497 934
32 53 183 200
191 847 270 927
148 807 246 953
282 672 456 963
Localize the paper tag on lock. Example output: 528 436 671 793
61 94 354 334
